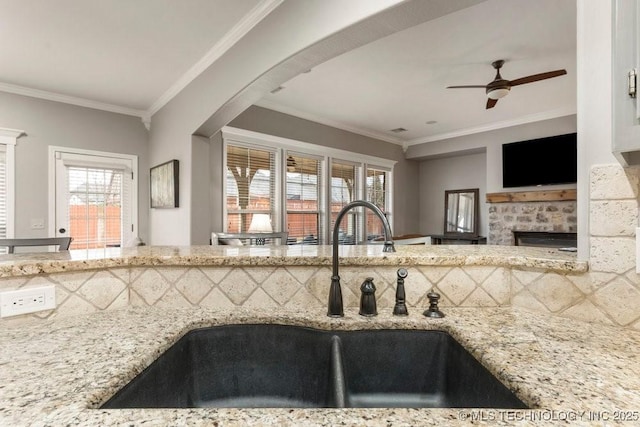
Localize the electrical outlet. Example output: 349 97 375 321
30 218 45 230
0 286 56 317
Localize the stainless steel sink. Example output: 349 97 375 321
101 325 527 409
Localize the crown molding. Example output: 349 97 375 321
405 106 577 146
254 99 405 146
0 81 147 118
148 0 284 117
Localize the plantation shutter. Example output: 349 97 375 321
331 160 359 244
0 146 7 242
225 144 276 232
285 152 322 244
365 166 391 240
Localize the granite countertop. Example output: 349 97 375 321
0 244 587 278
1 307 638 426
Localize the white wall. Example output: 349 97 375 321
576 0 616 260
407 115 577 193
148 0 406 245
0 92 149 242
418 152 487 236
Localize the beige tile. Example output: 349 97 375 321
200 288 235 310
200 267 233 284
261 269 303 305
590 237 636 274
437 268 476 306
511 269 543 286
592 278 640 326
560 300 614 325
49 271 95 292
419 266 451 284
376 286 396 310
77 271 127 310
527 273 583 313
243 288 278 309
284 288 322 310
566 272 616 294
464 266 497 284
511 289 552 313
56 294 97 318
106 289 129 310
0 276 28 291
402 267 432 305
154 267 188 283
590 164 640 200
108 268 130 284
463 287 498 307
217 268 257 304
590 200 637 236
482 268 510 305
306 267 333 304
245 267 276 284
154 288 193 308
129 289 146 307
130 269 171 305
174 268 214 304
284 266 318 284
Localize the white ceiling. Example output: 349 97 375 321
256 0 577 145
0 0 269 116
0 0 576 144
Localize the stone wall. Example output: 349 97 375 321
488 200 577 245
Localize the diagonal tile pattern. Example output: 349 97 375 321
2 163 640 331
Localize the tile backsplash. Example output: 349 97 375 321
1 164 639 330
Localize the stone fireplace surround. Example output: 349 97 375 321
487 191 577 245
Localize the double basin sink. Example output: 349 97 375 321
101 324 527 409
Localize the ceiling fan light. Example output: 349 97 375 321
487 87 510 100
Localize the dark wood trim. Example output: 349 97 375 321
486 189 576 203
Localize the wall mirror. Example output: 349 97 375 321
444 188 479 236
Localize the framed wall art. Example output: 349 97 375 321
150 159 179 208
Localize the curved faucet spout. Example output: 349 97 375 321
328 200 395 317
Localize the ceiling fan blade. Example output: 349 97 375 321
509 69 567 86
486 98 498 109
446 85 487 89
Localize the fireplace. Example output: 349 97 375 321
512 231 577 248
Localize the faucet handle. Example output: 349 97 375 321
423 291 445 318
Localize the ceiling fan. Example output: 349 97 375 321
446 60 567 109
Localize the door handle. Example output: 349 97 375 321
58 228 66 234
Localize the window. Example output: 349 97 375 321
286 153 322 244
66 166 125 249
0 128 21 251
331 160 359 244
225 144 276 233
0 146 7 241
365 166 391 240
222 127 395 244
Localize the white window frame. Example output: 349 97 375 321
0 128 24 239
48 146 138 244
221 127 396 244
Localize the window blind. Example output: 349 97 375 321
226 144 276 232
0 147 6 243
366 167 390 240
331 160 359 244
286 153 322 244
66 166 126 249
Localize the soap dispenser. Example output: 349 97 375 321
359 277 377 316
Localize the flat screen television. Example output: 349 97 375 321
502 133 577 188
